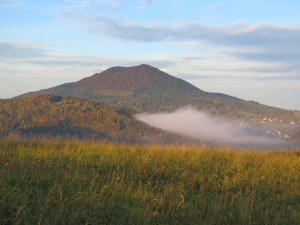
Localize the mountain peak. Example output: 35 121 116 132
99 64 159 76
72 64 201 99
77 64 161 95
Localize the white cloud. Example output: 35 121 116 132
0 41 46 58
0 0 26 8
74 14 300 67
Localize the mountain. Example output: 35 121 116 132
24 64 204 111
22 64 297 122
0 94 191 143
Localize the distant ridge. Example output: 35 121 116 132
20 64 297 121
212 93 242 101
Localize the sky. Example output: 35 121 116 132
0 0 300 110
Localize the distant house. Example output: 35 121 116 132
291 121 296 125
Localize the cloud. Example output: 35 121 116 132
95 0 124 9
139 0 156 8
0 0 26 8
230 48 300 63
80 16 300 47
75 14 300 64
62 0 124 11
0 41 46 59
135 107 280 146
0 40 178 79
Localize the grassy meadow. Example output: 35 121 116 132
0 138 300 225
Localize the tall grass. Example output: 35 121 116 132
0 139 299 224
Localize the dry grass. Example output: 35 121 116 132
0 138 299 224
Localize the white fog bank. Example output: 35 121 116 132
135 107 280 146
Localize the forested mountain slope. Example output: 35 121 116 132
0 95 186 143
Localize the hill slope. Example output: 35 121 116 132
0 94 188 143
22 64 297 121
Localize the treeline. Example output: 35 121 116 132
0 95 163 141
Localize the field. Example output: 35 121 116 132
0 138 300 225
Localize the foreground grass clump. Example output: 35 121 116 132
0 139 299 225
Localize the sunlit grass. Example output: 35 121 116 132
0 138 299 224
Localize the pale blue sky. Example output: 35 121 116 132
1 0 300 110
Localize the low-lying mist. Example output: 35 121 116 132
135 107 281 147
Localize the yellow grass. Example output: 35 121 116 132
0 138 299 224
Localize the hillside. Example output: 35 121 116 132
292 129 300 140
0 95 190 143
22 64 297 122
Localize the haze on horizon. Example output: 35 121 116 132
0 0 300 110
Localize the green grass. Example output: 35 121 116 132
0 139 300 225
